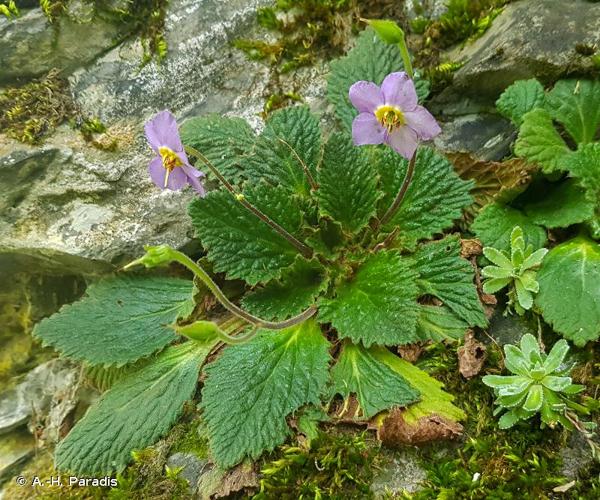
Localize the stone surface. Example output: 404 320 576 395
434 114 516 161
0 359 78 439
0 429 35 483
0 3 126 84
432 0 600 114
404 0 447 20
0 0 329 274
370 449 427 497
486 309 537 347
560 432 594 480
166 452 208 493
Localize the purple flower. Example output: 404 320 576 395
144 110 205 195
349 72 441 159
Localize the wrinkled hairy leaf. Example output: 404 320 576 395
317 133 381 234
56 342 210 473
241 258 329 321
180 114 255 184
319 251 419 347
371 347 465 424
188 183 304 285
329 342 419 419
472 202 547 254
565 143 600 204
416 304 470 342
34 276 193 366
412 235 487 327
376 147 474 250
496 79 546 126
201 320 331 468
244 106 321 196
327 28 429 131
536 237 600 346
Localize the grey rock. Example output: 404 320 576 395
487 309 537 347
370 449 426 497
0 359 78 437
0 429 35 483
434 113 516 161
166 452 209 492
432 0 600 115
0 0 331 274
404 0 447 20
560 431 594 480
0 4 126 84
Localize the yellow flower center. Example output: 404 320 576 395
159 146 183 187
374 105 406 133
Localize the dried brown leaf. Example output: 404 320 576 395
377 410 463 446
457 330 487 379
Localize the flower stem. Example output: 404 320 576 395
379 152 417 228
169 249 317 330
185 145 313 259
397 37 414 79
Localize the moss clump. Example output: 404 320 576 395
0 69 74 144
408 340 600 498
255 429 380 499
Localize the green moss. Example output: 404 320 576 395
168 407 210 460
0 69 74 144
405 341 600 498
255 429 380 499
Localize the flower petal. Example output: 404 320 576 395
386 126 418 159
187 172 206 196
144 110 184 152
148 156 166 189
352 112 386 146
381 72 418 111
349 81 384 113
166 167 188 191
404 106 442 140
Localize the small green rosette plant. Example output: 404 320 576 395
483 334 585 430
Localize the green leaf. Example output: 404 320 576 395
546 79 600 145
412 236 487 327
34 276 193 366
523 179 595 229
56 342 209 473
496 79 546 126
536 237 600 346
372 347 465 424
522 385 544 412
180 115 255 184
201 320 331 468
541 376 571 392
327 28 429 131
482 375 531 389
329 343 419 419
543 339 570 374
482 277 511 294
566 143 600 203
503 344 529 376
415 305 469 342
241 259 328 321
483 247 512 269
188 183 304 285
318 251 419 347
515 278 533 310
519 334 539 361
316 133 380 234
377 147 474 250
245 106 321 196
514 108 572 173
472 203 547 253
498 410 520 429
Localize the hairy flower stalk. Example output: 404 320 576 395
124 245 317 335
184 144 314 259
